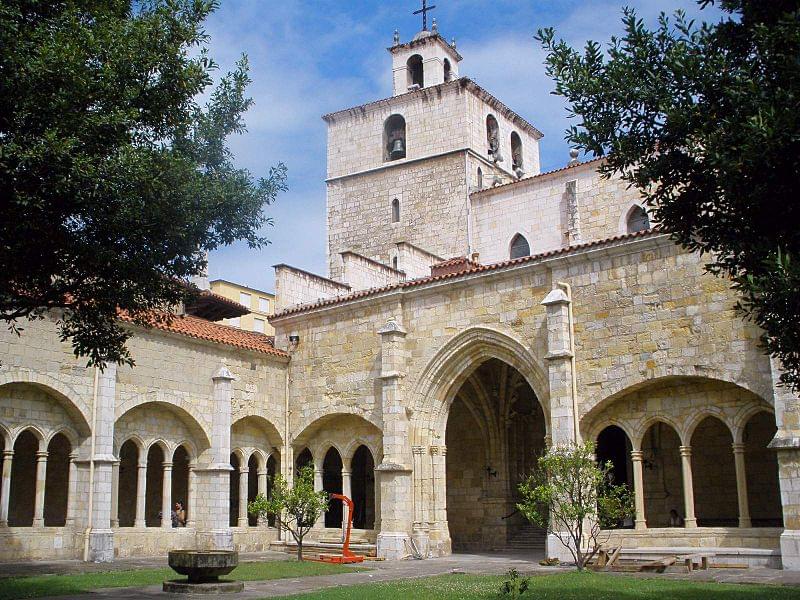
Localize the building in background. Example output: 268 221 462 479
210 279 275 335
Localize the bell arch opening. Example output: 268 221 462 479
445 358 547 552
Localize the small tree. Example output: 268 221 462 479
248 464 328 561
517 441 633 571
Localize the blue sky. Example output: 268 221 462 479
206 0 722 293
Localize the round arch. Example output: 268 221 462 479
231 414 284 448
411 326 549 444
0 372 91 435
116 401 211 452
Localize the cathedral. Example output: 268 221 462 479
1 20 799 570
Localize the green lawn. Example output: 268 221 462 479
269 572 797 599
0 560 362 600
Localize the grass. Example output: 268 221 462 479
268 572 798 599
0 560 363 600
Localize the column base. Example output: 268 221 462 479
684 518 698 528
411 528 430 558
377 531 411 560
546 533 576 564
780 530 800 570
196 528 234 551
85 528 114 563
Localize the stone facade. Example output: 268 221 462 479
1 23 798 570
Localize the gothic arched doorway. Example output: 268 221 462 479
445 358 547 552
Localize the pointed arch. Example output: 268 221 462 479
384 114 407 161
625 204 650 233
509 233 530 259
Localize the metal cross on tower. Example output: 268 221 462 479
414 0 436 31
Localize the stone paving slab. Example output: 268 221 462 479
10 552 800 600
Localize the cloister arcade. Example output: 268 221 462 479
587 377 783 532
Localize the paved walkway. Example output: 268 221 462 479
4 551 800 599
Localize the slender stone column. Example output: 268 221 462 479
110 459 120 528
732 443 751 528
411 446 425 532
679 446 697 528
432 446 448 540
161 461 173 528
33 450 48 527
186 464 196 528
257 468 268 527
313 461 324 530
630 450 647 530
342 467 352 537
238 466 249 528
0 450 13 526
135 461 147 528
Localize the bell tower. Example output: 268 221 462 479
388 20 461 96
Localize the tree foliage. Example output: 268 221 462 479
517 442 633 571
0 0 287 366
248 464 329 561
537 1 800 390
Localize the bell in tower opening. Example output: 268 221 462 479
384 114 407 161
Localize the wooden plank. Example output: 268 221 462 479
639 556 677 573
607 546 623 568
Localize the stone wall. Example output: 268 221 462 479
340 251 405 292
275 265 350 313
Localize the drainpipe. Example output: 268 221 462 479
557 282 580 443
465 152 473 256
83 366 100 561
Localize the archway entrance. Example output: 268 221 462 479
445 358 547 551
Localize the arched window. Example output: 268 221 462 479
626 205 650 233
509 234 530 259
477 167 483 190
511 131 523 173
486 115 500 159
44 433 71 526
443 58 452 82
383 114 406 162
407 54 423 88
391 198 400 223
323 448 343 527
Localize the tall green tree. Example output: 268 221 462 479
537 1 800 390
0 0 287 366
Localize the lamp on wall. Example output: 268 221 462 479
288 334 300 351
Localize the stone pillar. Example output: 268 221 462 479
33 450 48 527
541 287 579 560
767 357 800 569
134 460 147 528
109 459 120 528
161 461 173 528
195 366 235 550
411 446 426 544
732 443 751 528
238 466 249 528
630 450 647 530
85 365 117 561
679 446 698 528
376 318 413 560
186 464 196 528
312 460 324 530
0 450 13 526
257 468 268 527
342 467 352 537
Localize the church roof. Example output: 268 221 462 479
270 228 663 321
121 311 287 357
388 31 463 61
321 77 543 139
471 156 606 198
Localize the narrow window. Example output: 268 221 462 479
511 131 523 173
392 256 399 270
384 114 406 161
407 54 424 88
510 234 530 259
486 115 500 161
626 205 650 233
443 58 452 82
477 167 483 190
391 198 400 223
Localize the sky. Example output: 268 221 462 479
205 0 723 293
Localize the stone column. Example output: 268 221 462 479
109 459 120 528
679 446 697 528
766 357 800 569
257 468 268 527
186 464 196 528
630 450 647 530
161 461 173 528
376 318 413 560
429 445 449 554
86 365 117 561
238 465 249 528
313 460 324 530
541 287 579 560
411 446 425 534
134 460 147 528
732 443 751 528
0 450 12 526
33 450 48 527
342 467 352 537
195 366 235 550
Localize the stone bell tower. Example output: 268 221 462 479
323 14 542 284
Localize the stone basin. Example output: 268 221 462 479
167 550 239 584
